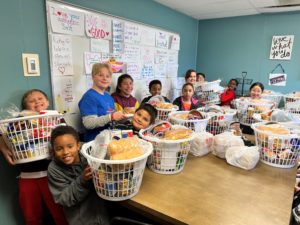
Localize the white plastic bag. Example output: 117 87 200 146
93 130 112 159
225 146 259 170
190 132 214 157
212 132 244 158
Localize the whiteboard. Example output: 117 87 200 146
46 0 180 131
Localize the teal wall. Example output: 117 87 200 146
0 0 198 224
197 12 300 93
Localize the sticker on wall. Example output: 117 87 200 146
269 35 294 60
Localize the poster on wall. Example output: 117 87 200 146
269 35 294 60
84 52 101 74
51 34 74 76
155 31 169 49
48 2 84 36
90 39 110 53
170 35 180 50
85 14 112 40
112 20 124 53
124 22 141 45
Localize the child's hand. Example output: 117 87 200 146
81 165 92 181
0 143 15 166
112 111 126 121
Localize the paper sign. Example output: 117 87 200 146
141 47 155 64
124 23 141 44
112 20 124 53
166 64 178 78
269 35 294 60
141 27 156 46
51 34 73 76
155 49 168 64
154 64 167 78
141 64 154 79
86 14 112 40
269 73 287 86
126 62 141 80
84 52 101 74
48 2 84 36
90 39 110 53
52 76 76 113
168 50 178 64
156 31 169 49
123 44 140 62
170 35 180 50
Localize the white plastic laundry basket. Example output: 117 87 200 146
0 113 63 164
81 139 153 201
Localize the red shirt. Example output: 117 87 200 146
221 89 235 106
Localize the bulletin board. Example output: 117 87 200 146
45 0 180 130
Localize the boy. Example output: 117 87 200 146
141 80 170 104
48 125 109 225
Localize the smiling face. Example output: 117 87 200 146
119 78 133 97
182 84 194 101
92 67 112 92
132 109 151 130
197 74 205 83
228 80 237 90
150 84 162 96
53 134 80 165
25 91 49 112
250 85 263 99
186 72 197 85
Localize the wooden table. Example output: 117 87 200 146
122 154 297 225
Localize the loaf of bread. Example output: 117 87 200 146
256 124 290 135
123 107 136 114
108 137 144 160
163 128 192 140
156 102 174 109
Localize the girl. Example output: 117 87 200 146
0 89 68 225
249 82 264 99
173 83 200 111
196 72 206 83
114 103 157 134
48 125 109 225
111 74 139 113
220 79 238 106
79 63 125 142
184 69 197 85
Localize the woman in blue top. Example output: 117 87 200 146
78 63 125 141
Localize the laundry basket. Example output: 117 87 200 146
0 112 63 164
168 111 209 132
81 138 153 201
252 109 300 125
261 91 282 108
284 93 300 117
195 80 222 106
139 125 195 174
198 107 236 135
233 98 274 126
155 104 179 121
252 122 300 168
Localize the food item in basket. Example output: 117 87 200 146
156 102 174 109
260 111 272 120
151 122 171 133
187 110 203 120
123 107 136 114
163 128 192 140
256 124 290 135
108 137 144 160
295 92 300 98
263 90 272 94
247 107 255 118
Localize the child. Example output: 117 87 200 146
173 83 200 110
0 89 68 225
48 125 109 225
79 63 125 142
249 82 264 99
196 72 206 83
220 79 238 106
184 69 197 85
113 103 157 134
111 74 139 113
141 79 170 104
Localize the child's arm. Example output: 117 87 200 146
221 90 235 103
48 163 92 207
0 136 15 166
82 111 125 129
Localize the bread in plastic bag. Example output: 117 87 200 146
225 146 259 170
190 132 214 157
212 132 244 158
